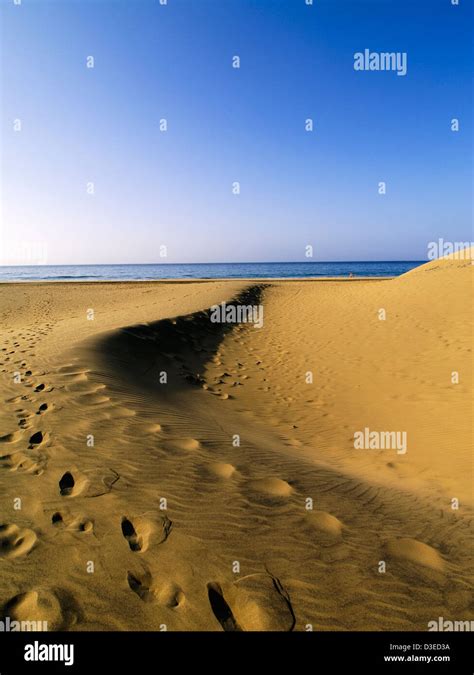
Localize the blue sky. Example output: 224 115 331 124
1 0 472 264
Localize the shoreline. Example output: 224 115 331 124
0 276 395 285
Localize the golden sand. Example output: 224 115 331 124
0 253 472 631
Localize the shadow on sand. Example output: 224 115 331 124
92 284 267 398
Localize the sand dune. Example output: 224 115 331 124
0 256 472 631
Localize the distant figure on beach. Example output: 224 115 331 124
349 272 354 278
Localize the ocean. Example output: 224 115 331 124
0 261 424 282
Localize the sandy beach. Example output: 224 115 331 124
0 253 472 632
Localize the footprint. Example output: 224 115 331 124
109 406 135 419
0 523 37 559
307 510 343 537
64 371 90 381
121 517 151 552
127 569 184 607
208 574 295 631
206 462 236 479
163 438 201 452
207 582 242 631
156 581 185 608
77 393 110 406
29 431 46 447
144 423 162 434
59 471 75 496
0 451 46 475
59 471 87 497
0 431 23 444
247 477 293 499
51 511 93 532
384 538 445 572
2 589 71 631
286 438 302 448
15 409 32 418
121 515 171 552
127 570 155 602
56 365 90 376
65 380 102 394
6 396 23 404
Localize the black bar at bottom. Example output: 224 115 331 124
0 631 471 673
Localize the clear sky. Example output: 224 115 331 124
1 0 472 264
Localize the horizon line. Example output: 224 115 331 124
0 260 428 268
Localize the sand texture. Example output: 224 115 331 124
0 254 472 631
